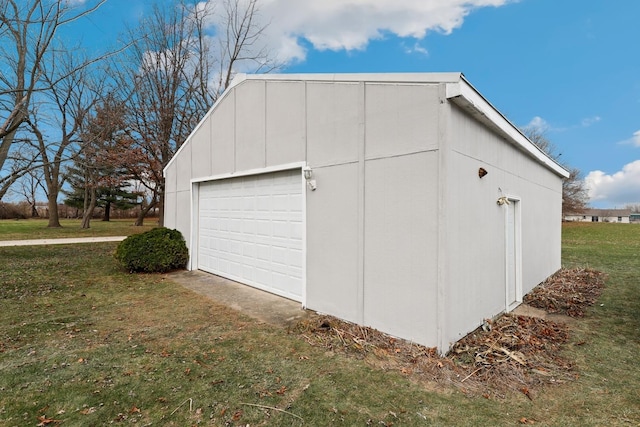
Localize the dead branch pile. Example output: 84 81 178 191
294 267 607 397
448 314 574 396
523 268 606 317
294 313 575 398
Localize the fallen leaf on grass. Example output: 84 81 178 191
519 417 536 424
232 410 242 421
80 407 96 415
275 386 287 395
520 387 532 401
129 406 141 414
36 415 60 426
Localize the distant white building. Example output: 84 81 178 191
564 209 631 223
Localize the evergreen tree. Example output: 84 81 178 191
65 95 141 228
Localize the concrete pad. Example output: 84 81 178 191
168 270 311 327
0 236 127 247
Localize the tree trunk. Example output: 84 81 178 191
81 188 97 229
102 200 111 221
47 189 61 227
157 190 165 227
135 198 157 226
31 203 38 218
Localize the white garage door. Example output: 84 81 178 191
197 169 304 302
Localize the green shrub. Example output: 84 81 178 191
115 227 189 273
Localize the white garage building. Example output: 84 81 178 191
163 73 569 353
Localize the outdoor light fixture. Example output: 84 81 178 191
303 166 312 180
303 166 317 191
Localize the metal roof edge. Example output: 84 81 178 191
238 72 463 84
446 77 570 179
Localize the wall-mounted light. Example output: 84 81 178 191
497 196 510 206
303 166 317 191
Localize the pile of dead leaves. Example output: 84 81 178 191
524 268 606 317
294 267 606 398
447 314 574 397
294 313 574 398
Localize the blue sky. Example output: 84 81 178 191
75 0 640 208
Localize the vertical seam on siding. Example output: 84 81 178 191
232 88 237 174
436 83 449 355
263 80 267 168
357 81 366 325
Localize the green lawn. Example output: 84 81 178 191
0 218 155 240
0 223 638 426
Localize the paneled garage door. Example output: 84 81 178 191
197 169 304 302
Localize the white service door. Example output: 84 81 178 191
505 199 521 311
197 169 304 302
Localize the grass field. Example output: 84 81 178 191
0 223 638 426
0 218 155 240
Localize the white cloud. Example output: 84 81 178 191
585 160 640 206
403 42 429 56
616 129 640 147
524 116 550 133
581 116 601 127
523 115 601 134
202 0 512 64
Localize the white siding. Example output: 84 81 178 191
363 152 439 345
306 82 360 167
305 163 361 322
265 81 306 166
365 83 440 159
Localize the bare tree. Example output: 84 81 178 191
26 50 100 227
15 164 45 217
626 204 640 213
112 0 278 226
0 0 107 191
523 128 589 216
0 145 38 200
